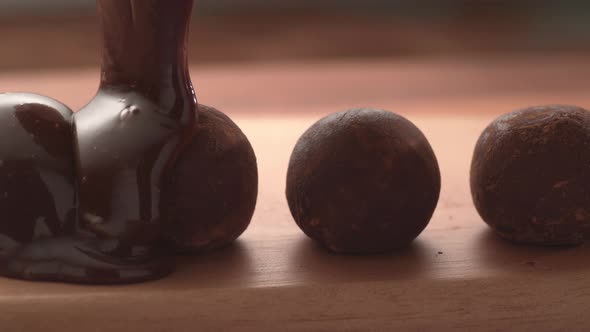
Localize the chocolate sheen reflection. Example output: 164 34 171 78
0 95 76 276
0 0 198 284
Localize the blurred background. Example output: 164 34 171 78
1 0 590 71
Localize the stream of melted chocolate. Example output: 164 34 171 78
0 0 197 283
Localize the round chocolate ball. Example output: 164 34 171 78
161 104 258 253
470 105 590 245
286 108 441 253
0 93 76 251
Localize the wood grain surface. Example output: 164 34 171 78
0 59 590 331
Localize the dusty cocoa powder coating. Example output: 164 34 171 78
286 108 441 253
161 104 258 253
470 105 590 245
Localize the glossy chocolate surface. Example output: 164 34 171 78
0 0 197 283
471 105 590 245
286 108 441 253
0 94 75 252
73 0 197 282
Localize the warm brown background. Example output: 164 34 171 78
1 1 590 71
1 2 590 331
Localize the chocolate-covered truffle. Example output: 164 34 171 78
69 0 196 282
0 0 197 284
0 93 76 252
470 105 590 245
161 104 258 253
286 108 441 253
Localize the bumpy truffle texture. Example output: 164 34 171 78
470 105 590 245
286 108 441 254
161 104 258 253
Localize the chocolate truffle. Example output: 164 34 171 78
0 93 76 252
470 105 590 245
286 108 441 253
161 104 258 253
1 0 196 284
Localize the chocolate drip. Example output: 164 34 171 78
0 0 197 283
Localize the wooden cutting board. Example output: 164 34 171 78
1 58 589 331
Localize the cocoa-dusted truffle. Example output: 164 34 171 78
470 105 590 245
286 108 441 253
161 104 258 253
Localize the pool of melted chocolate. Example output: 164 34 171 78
0 0 198 283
